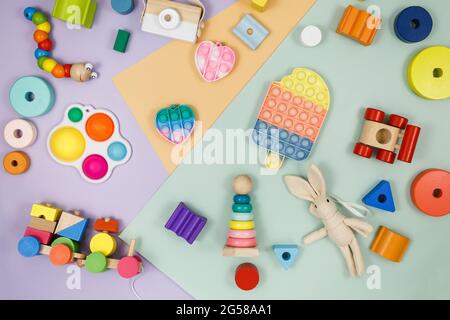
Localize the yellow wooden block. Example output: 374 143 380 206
229 220 255 230
30 204 62 222
90 233 117 257
252 0 269 11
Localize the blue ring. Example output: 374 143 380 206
394 6 433 43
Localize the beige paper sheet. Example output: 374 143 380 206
113 0 316 173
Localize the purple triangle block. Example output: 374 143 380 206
165 202 207 244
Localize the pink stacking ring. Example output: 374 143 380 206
228 229 256 239
226 237 257 248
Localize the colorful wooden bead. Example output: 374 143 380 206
227 229 256 239
3 119 37 149
36 21 51 33
3 151 30 175
235 263 259 291
9 76 55 117
411 169 449 217
226 237 257 248
37 56 47 69
32 11 47 25
63 64 72 77
38 38 53 51
24 7 37 21
85 252 108 273
34 48 51 59
232 203 253 213
52 64 65 78
89 233 117 256
33 30 48 43
229 220 255 230
18 236 41 257
233 195 250 204
49 243 73 266
370 226 410 262
233 175 253 194
42 58 57 73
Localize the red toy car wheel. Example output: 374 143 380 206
353 143 373 158
388 114 408 129
376 149 396 164
365 108 385 122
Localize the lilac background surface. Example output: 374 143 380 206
0 0 235 299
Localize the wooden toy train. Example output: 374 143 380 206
17 203 142 279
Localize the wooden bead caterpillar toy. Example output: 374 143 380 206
24 7 98 82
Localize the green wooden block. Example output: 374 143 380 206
114 29 131 53
52 0 97 29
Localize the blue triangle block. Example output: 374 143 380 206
56 219 89 242
273 244 299 270
362 180 396 213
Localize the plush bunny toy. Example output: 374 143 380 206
284 164 373 277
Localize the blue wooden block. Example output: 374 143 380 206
56 219 89 242
273 244 299 270
233 14 269 50
362 180 396 213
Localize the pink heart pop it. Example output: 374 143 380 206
195 41 236 82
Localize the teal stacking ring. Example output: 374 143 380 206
10 76 55 118
232 203 252 213
231 212 254 221
233 195 250 204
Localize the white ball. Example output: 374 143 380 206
300 25 322 47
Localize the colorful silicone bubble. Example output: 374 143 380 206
195 41 236 82
156 104 195 145
252 68 330 162
47 104 132 183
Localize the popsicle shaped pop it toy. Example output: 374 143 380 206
252 68 330 167
48 104 131 183
195 41 236 82
156 104 196 145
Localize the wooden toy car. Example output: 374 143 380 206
353 108 421 164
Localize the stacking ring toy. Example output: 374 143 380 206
394 6 433 43
4 119 37 149
411 169 449 217
227 229 256 239
10 76 55 117
229 220 255 230
24 7 98 82
226 237 257 248
3 151 31 175
231 212 254 221
408 46 450 100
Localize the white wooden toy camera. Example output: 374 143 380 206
141 0 205 43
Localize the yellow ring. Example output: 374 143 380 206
229 220 255 230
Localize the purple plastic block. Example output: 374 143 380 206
165 202 207 244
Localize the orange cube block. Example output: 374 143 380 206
370 226 410 262
336 5 381 46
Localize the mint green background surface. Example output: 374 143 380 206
121 0 450 299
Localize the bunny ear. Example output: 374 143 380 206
284 176 317 202
307 164 327 196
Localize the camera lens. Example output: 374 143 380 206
159 8 181 30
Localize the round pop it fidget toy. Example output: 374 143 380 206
47 104 131 183
156 104 196 145
195 41 236 82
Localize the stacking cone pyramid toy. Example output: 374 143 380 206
223 175 259 257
